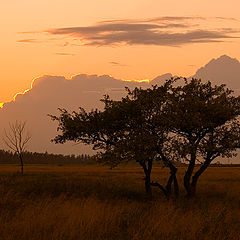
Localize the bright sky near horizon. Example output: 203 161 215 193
1 0 240 103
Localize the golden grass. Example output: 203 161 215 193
0 165 240 240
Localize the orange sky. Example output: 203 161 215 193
1 0 240 103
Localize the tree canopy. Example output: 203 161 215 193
163 79 240 196
51 78 240 197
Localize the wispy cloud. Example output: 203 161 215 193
17 39 42 43
55 52 76 56
22 16 240 47
109 61 128 67
215 17 239 21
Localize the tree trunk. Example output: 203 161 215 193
184 152 196 197
173 170 179 198
151 167 179 200
184 175 192 197
152 151 179 199
165 174 173 196
140 160 153 197
150 181 168 198
166 166 179 199
145 174 152 195
185 183 196 197
188 157 212 197
19 154 24 175
161 153 179 198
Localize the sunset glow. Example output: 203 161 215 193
1 0 240 104
13 90 31 101
1 5 240 234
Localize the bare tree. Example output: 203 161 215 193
3 121 31 175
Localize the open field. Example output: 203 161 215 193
0 165 240 240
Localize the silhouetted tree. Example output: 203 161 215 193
165 79 240 197
50 81 179 198
3 121 31 175
51 78 240 198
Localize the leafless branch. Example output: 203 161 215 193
2 121 31 174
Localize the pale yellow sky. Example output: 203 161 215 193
1 0 240 103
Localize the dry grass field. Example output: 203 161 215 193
0 165 240 240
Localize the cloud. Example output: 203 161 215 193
99 16 203 24
17 39 42 43
0 55 240 156
215 17 239 21
194 55 240 91
55 52 76 56
109 61 128 67
0 74 148 155
145 16 205 23
45 16 240 47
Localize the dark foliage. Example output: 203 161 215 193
50 78 240 197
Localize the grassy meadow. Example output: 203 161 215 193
0 165 240 240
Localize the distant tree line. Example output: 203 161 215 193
51 78 240 198
0 149 94 165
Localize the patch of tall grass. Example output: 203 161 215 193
0 165 240 240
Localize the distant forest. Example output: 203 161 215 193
0 150 95 165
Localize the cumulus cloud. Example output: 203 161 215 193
45 16 240 46
194 55 240 91
0 74 148 155
0 55 239 156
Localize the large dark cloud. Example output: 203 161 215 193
46 17 240 46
